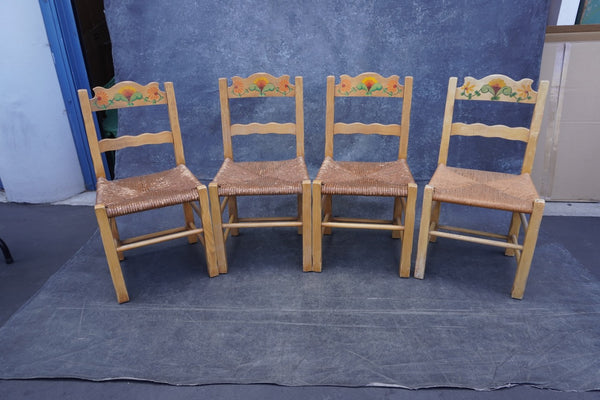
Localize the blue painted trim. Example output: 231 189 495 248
38 0 97 190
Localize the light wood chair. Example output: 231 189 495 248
414 74 549 299
77 81 218 303
312 73 417 276
210 73 311 273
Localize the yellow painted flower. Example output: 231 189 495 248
516 82 532 99
461 81 476 95
488 78 506 95
254 77 269 91
119 86 137 101
362 77 378 91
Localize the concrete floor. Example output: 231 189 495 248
0 199 598 399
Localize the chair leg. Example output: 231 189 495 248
95 205 129 303
392 196 403 239
414 185 434 279
302 180 312 272
429 201 441 243
312 180 323 272
505 212 522 256
110 218 125 261
209 183 228 274
228 195 240 236
197 186 219 278
183 203 199 244
511 199 545 299
323 194 332 235
0 238 14 264
399 183 417 278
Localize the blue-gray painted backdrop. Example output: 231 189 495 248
104 0 549 182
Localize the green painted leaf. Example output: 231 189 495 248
370 83 383 93
130 92 143 102
262 83 276 93
113 93 127 102
355 83 367 92
500 86 513 96
248 84 259 92
479 84 493 95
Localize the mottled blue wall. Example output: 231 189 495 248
105 0 549 181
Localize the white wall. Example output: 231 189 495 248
0 0 85 203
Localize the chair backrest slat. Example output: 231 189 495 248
325 73 413 159
219 73 304 159
97 131 174 153
77 81 184 180
438 74 549 174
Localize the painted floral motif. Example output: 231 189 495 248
230 76 293 96
92 84 164 109
384 79 402 96
460 78 532 102
337 76 400 96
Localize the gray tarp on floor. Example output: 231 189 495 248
0 203 598 390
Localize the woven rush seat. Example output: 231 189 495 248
316 157 414 197
429 165 539 214
96 164 202 218
213 157 309 196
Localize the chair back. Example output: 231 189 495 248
218 73 304 160
77 81 185 180
325 73 413 160
438 74 549 174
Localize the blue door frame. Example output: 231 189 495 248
38 0 98 190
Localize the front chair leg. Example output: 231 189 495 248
414 185 434 279
312 180 323 272
511 199 544 299
209 183 228 274
197 186 219 277
399 183 417 277
302 180 312 272
95 205 129 303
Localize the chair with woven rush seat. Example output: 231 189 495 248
77 81 218 303
210 73 311 273
414 74 549 299
312 73 417 276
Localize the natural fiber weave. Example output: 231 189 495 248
96 164 201 218
429 165 539 213
316 157 414 197
213 157 309 196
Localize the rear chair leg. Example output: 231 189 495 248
228 196 240 236
392 196 403 239
505 212 521 256
183 203 199 244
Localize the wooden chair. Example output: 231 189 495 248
414 74 549 299
312 73 417 276
209 73 311 273
77 81 218 303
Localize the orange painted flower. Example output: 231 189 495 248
516 82 532 100
94 90 109 107
362 77 377 90
340 78 352 93
254 77 269 91
119 86 137 101
461 81 476 95
146 85 161 101
488 78 506 95
277 78 290 93
386 79 400 94
232 77 245 95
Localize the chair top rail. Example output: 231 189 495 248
456 74 538 103
89 81 168 111
226 73 297 98
335 72 406 97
